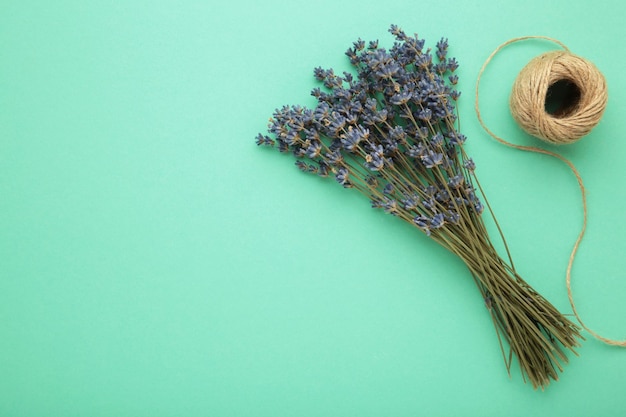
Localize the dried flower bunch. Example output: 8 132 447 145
256 25 582 389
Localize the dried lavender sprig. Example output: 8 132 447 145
256 25 582 389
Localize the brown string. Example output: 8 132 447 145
474 36 626 347
509 49 608 144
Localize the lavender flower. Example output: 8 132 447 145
407 143 426 158
305 141 322 158
382 183 395 195
430 213 445 229
295 160 307 172
448 174 465 189
445 210 461 224
422 197 436 211
436 38 449 61
422 150 444 168
391 89 413 105
340 126 369 152
464 158 476 172
381 197 399 215
256 25 583 389
413 215 431 236
402 193 419 210
335 166 350 187
364 145 385 171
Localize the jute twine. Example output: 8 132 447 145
475 36 625 347
510 49 608 144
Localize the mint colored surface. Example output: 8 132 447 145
1 1 625 415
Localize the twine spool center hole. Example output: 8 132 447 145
545 79 581 118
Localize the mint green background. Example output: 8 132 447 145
1 1 625 416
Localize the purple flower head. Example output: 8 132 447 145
335 166 351 187
382 197 399 215
413 215 431 236
340 126 369 152
447 57 459 72
449 132 466 146
422 150 444 168
353 38 365 51
376 61 401 80
389 126 407 142
328 112 347 136
277 139 289 153
372 109 388 124
314 102 331 121
364 144 385 171
422 197 436 210
284 129 299 146
402 193 419 210
365 153 384 171
430 213 445 229
464 158 476 172
436 189 450 203
365 175 379 188
389 24 407 41
448 174 465 189
313 66 327 81
445 211 461 225
391 89 413 105
255 133 275 147
430 132 444 147
295 160 307 172
474 199 484 214
325 149 343 166
305 141 322 158
417 108 432 122
436 38 449 61
423 185 437 196
318 161 330 177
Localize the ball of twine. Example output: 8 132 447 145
509 50 608 145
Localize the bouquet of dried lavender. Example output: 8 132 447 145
256 25 582 389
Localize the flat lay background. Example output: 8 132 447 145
1 0 625 416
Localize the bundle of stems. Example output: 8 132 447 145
256 25 582 389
